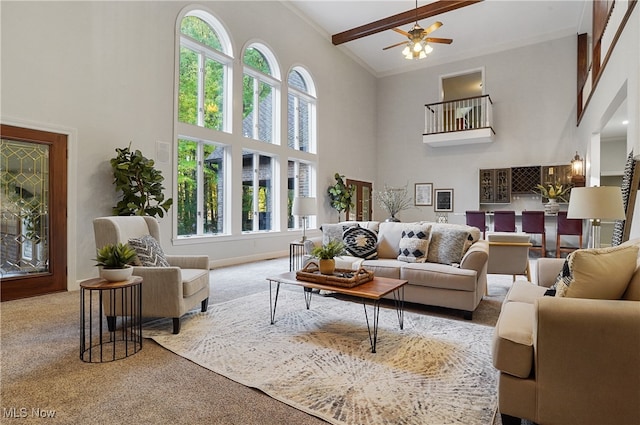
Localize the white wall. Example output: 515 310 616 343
375 36 577 223
0 1 378 287
574 5 639 238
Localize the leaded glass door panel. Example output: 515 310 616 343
1 125 67 301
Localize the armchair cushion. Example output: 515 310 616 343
554 244 638 299
128 235 170 267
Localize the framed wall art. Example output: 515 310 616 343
434 188 454 212
414 183 433 206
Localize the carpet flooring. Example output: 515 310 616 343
1 256 524 424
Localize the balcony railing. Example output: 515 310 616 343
424 94 493 135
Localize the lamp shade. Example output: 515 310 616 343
567 187 625 220
292 197 317 217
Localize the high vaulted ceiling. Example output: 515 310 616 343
286 0 588 77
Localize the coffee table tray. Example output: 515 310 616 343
296 262 374 287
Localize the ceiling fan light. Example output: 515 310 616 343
424 43 433 54
413 41 423 52
418 50 427 59
402 45 411 56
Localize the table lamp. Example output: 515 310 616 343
292 197 317 242
567 186 625 248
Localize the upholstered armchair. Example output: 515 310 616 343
93 216 210 334
487 232 532 281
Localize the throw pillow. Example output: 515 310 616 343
321 223 358 246
555 244 639 299
127 235 171 267
397 224 432 263
427 227 473 265
343 226 378 260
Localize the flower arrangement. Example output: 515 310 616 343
376 184 412 218
535 183 571 202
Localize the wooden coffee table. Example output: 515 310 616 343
266 272 407 353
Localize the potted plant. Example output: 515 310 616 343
94 242 138 282
376 184 412 222
535 183 571 214
111 143 173 218
327 173 355 221
310 239 346 275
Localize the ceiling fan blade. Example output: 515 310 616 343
332 0 483 45
423 21 443 36
382 41 409 51
426 37 453 44
392 27 410 37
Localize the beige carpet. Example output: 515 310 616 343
144 288 498 425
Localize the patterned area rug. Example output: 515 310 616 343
144 289 498 425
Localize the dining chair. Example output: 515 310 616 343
555 211 583 258
465 211 487 239
521 211 546 257
494 211 516 232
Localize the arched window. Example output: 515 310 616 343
287 67 316 153
178 12 232 132
242 43 280 143
176 9 232 237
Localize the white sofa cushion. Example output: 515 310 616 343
397 223 432 263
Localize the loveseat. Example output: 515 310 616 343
492 239 640 425
305 220 489 319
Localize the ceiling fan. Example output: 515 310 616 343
383 20 452 59
383 0 453 60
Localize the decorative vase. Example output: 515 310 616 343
318 258 336 275
385 215 401 222
545 199 560 215
100 266 134 282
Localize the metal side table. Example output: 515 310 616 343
80 276 143 363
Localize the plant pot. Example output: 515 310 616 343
385 215 401 222
100 266 134 282
318 258 336 275
545 199 560 215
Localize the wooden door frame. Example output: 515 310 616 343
1 124 68 301
346 179 373 221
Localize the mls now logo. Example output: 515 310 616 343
3 407 56 418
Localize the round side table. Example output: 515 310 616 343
80 276 143 363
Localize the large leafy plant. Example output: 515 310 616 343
327 173 355 218
111 144 173 217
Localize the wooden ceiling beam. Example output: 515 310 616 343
331 0 483 46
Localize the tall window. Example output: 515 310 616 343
176 10 231 237
287 160 313 230
243 45 280 143
242 151 274 232
177 139 225 236
287 67 316 153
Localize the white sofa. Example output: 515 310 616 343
492 239 640 425
305 220 489 319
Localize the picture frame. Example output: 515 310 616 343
414 183 433 206
434 189 454 212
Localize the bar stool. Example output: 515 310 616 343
494 211 516 232
521 211 546 257
465 211 487 239
556 211 583 258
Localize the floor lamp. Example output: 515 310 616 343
292 197 317 242
567 186 625 248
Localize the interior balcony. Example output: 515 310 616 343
423 94 495 147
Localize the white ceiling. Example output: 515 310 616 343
286 0 628 138
286 0 588 77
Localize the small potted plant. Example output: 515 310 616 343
310 240 346 275
535 183 571 214
94 242 138 282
